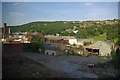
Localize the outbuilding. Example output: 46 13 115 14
84 41 114 56
43 44 59 55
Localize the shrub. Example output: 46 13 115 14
110 50 115 57
79 45 84 49
83 41 92 46
25 35 45 53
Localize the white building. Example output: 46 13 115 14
61 36 77 45
69 39 77 45
73 30 78 34
56 33 59 36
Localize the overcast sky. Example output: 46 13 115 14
2 2 118 26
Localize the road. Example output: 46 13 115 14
19 52 110 78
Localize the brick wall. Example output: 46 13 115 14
2 43 31 53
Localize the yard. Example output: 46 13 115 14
18 52 119 78
2 51 68 78
3 50 120 78
2 41 120 78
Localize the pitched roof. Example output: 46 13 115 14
62 36 75 40
37 33 44 37
43 44 58 50
25 33 44 38
85 40 112 49
77 39 94 42
25 33 33 38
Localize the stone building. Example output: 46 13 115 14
43 44 59 55
84 41 114 56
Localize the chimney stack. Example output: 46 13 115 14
4 23 6 39
8 27 11 34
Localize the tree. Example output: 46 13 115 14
95 31 100 36
50 40 55 43
70 32 75 36
111 49 115 57
76 29 89 38
115 40 120 46
30 35 45 52
84 41 92 46
107 32 116 40
63 32 69 36
79 45 84 49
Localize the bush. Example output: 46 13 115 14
82 51 87 57
24 43 33 52
25 35 45 53
79 45 84 49
83 41 92 46
110 50 115 57
111 48 120 69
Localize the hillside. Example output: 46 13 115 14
8 21 74 35
5 19 119 40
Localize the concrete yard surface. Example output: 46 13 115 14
19 52 111 78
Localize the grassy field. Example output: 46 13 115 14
88 36 118 41
88 36 107 40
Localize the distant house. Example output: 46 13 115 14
56 39 69 44
77 39 86 46
43 44 59 55
84 41 114 56
73 30 78 34
69 39 77 45
13 38 21 43
61 36 77 45
77 39 94 46
12 32 27 39
24 33 33 43
56 33 60 36
65 29 73 33
7 33 26 43
37 33 44 38
45 35 62 43
23 33 44 43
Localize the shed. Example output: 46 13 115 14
43 44 59 55
84 41 113 56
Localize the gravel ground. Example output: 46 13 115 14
19 52 110 78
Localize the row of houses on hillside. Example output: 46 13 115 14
3 32 44 43
45 35 94 46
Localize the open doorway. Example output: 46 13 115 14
85 48 99 56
